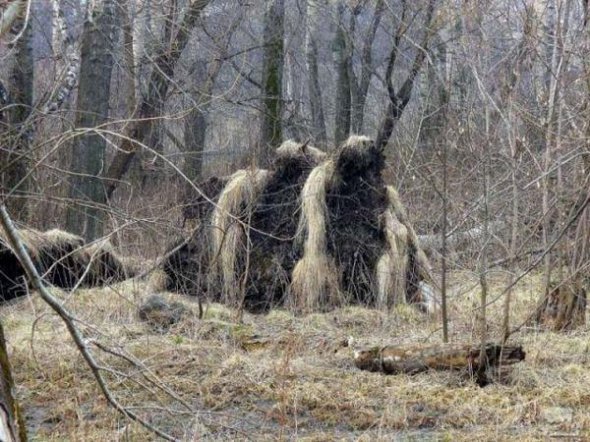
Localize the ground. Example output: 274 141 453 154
3 270 590 441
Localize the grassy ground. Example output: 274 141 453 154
3 270 590 441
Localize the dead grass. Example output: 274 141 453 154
291 159 340 312
3 270 590 441
376 209 408 309
211 168 271 305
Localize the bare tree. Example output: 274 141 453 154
349 0 385 133
183 9 242 181
104 0 211 199
375 0 437 150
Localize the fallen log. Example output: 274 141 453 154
354 342 525 385
417 221 506 255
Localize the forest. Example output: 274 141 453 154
0 0 590 440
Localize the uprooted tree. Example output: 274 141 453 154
165 135 437 314
0 228 139 301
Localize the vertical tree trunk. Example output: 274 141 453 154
540 0 570 307
333 3 351 146
260 0 285 162
45 0 80 114
182 10 241 182
1 5 33 222
138 0 179 188
103 0 211 199
65 0 119 241
183 104 206 182
375 0 436 150
536 20 589 330
419 42 449 148
0 321 27 442
350 0 384 134
121 0 137 114
305 0 327 144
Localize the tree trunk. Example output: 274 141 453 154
103 0 211 199
540 0 570 309
65 0 119 241
305 0 327 144
332 3 351 146
259 0 285 163
1 5 33 222
137 0 179 188
0 321 27 442
44 0 80 114
183 106 206 181
375 0 436 151
182 10 241 183
350 0 384 134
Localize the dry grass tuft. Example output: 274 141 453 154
376 209 408 309
275 139 327 165
339 134 374 157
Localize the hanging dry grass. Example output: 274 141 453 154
163 136 434 315
385 186 438 312
0 227 85 291
73 239 142 286
376 209 408 309
165 140 328 311
0 227 143 301
274 139 326 166
210 168 271 305
1 227 83 260
385 187 432 280
290 159 341 313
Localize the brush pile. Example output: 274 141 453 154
0 228 138 301
165 136 436 314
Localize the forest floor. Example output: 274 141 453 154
3 270 590 441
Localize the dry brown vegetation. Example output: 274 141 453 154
3 269 590 441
